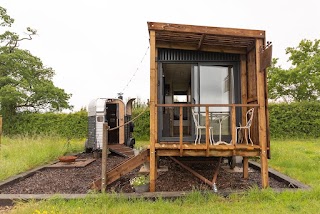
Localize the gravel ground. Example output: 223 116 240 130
0 153 289 194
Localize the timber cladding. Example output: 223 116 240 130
148 22 271 190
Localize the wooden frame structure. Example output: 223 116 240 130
148 22 272 192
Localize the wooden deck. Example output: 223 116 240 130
152 143 260 157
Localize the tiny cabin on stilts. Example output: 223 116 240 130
147 22 272 192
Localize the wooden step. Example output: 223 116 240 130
108 144 134 158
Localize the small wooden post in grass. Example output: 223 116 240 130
0 116 2 151
101 123 109 193
243 157 249 179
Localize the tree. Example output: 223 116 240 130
0 6 72 115
268 39 320 102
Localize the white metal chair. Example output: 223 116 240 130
235 108 255 146
192 109 214 145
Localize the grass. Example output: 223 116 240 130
268 139 320 187
0 135 84 181
6 139 320 213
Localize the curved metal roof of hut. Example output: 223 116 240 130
147 22 266 54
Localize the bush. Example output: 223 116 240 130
2 110 87 139
269 101 320 138
132 107 150 140
3 102 320 140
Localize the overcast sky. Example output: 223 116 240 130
2 0 320 111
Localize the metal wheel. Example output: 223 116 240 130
228 156 236 169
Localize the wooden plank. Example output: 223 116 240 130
231 106 236 146
260 44 272 71
156 149 260 157
240 55 248 130
91 150 149 191
155 41 246 54
170 157 213 187
155 143 260 150
149 30 157 192
155 143 235 150
247 48 257 101
205 107 209 156
243 157 249 179
148 22 265 39
179 107 183 157
256 38 269 188
156 103 259 107
46 159 96 168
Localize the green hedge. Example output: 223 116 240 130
3 102 320 140
132 107 150 141
2 110 87 139
269 101 320 138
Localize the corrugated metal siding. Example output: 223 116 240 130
87 116 96 149
158 48 240 62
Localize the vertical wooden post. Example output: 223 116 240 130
149 30 157 192
231 106 236 146
256 39 269 188
101 123 109 193
205 106 209 157
179 106 183 157
240 54 248 128
243 157 249 179
240 55 249 175
0 116 2 152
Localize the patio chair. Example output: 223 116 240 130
235 108 255 146
192 109 214 145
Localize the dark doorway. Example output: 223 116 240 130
105 104 119 144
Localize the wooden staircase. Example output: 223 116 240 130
91 149 149 191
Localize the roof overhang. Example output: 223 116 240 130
148 22 266 54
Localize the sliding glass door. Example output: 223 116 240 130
192 65 234 137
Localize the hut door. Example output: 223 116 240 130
105 104 119 144
192 65 234 140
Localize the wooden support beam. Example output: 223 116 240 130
149 30 157 192
243 157 249 179
197 34 206 50
101 123 109 193
179 107 183 157
170 157 213 187
148 22 266 38
156 103 259 107
212 157 222 184
156 149 260 157
255 39 269 188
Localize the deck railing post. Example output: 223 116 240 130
231 106 236 146
205 106 209 156
101 123 109 193
179 106 183 156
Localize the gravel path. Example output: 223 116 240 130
0 153 288 194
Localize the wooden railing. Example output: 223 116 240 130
156 104 259 154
